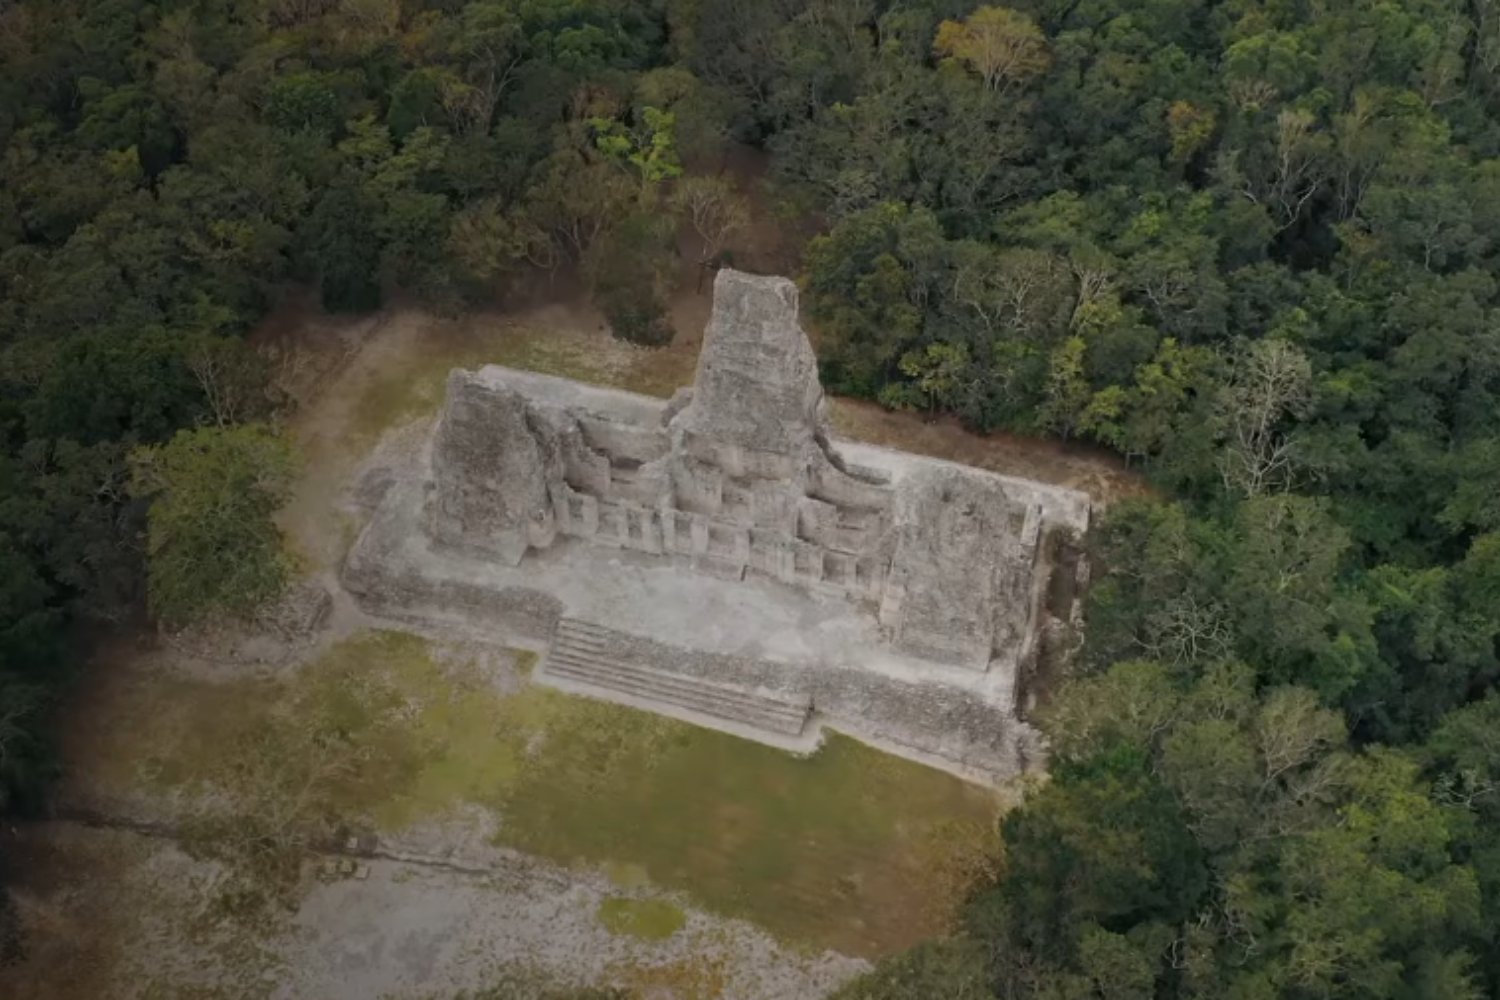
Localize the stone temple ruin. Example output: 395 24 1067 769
345 270 1091 782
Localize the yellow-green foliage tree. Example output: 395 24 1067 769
933 6 1051 93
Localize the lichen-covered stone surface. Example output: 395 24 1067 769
429 372 555 566
343 268 1091 782
673 271 824 459
884 470 1031 671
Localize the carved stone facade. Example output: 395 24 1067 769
344 269 1091 782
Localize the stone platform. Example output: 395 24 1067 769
345 471 1043 780
342 270 1091 784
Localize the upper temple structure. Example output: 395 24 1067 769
344 270 1092 782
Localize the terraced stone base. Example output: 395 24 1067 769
344 474 1045 785
341 270 1089 785
543 618 815 740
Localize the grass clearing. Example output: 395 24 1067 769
92 630 1000 957
491 714 999 956
597 897 687 941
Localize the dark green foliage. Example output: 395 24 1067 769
751 4 1500 990
22 329 206 444
0 0 687 818
803 202 948 397
0 674 52 814
76 82 177 175
266 73 345 139
1424 694 1500 991
957 659 1490 1000
388 69 451 140
594 283 673 346
128 425 295 628
829 937 991 999
309 182 383 312
0 434 140 812
999 748 1208 947
587 212 675 346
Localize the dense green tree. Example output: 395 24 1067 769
1424 694 1500 989
586 211 675 345
266 72 346 138
802 201 949 396
307 180 383 311
954 654 1490 1000
127 424 295 628
633 67 733 168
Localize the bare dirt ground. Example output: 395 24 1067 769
3 266 1137 1000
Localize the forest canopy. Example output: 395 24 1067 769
2 0 1499 996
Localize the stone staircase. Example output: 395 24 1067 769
542 619 812 737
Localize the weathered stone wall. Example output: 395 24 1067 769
880 470 1019 670
429 372 555 566
556 623 1039 780
672 271 824 461
345 481 565 642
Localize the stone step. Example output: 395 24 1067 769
551 633 807 721
545 650 810 732
546 659 810 737
553 631 611 652
546 655 809 734
690 553 747 581
554 619 809 713
557 618 616 639
545 620 811 736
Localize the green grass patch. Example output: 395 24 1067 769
597 897 687 941
117 630 1000 957
129 631 531 831
605 861 652 889
488 710 999 957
